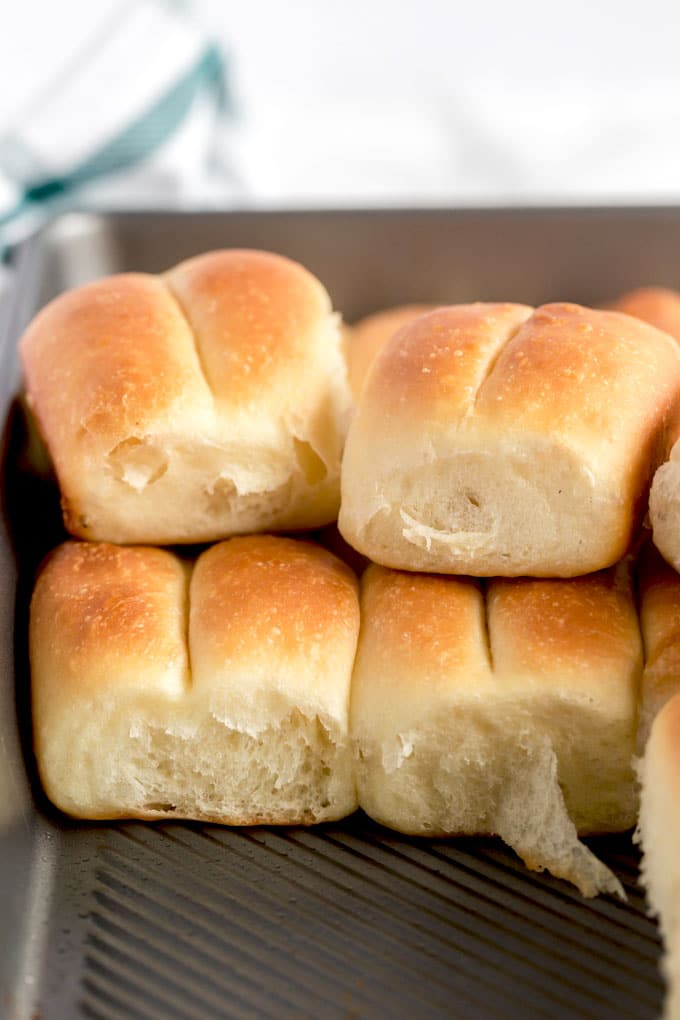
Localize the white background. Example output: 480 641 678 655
1 0 680 203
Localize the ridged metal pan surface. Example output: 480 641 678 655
2 207 675 1020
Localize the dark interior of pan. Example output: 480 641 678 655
1 207 674 1020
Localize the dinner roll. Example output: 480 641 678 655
351 564 641 896
339 302 680 577
610 285 680 344
650 432 680 572
346 305 434 400
637 544 680 748
636 546 680 1017
20 250 351 544
638 693 680 1020
610 291 680 573
31 536 359 823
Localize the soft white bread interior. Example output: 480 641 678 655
31 536 360 824
637 543 680 749
20 250 351 544
610 285 680 344
650 435 680 574
346 305 435 401
609 289 680 574
637 544 680 1015
351 564 642 896
638 693 680 1019
339 302 680 577
612 289 680 574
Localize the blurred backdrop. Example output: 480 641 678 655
1 0 679 244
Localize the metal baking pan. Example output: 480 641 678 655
2 207 676 1020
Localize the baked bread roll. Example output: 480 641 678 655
610 285 680 344
346 305 434 400
20 250 351 544
31 536 359 823
339 302 680 577
637 544 680 748
638 694 680 1019
636 547 680 1017
609 289 680 573
650 432 680 572
351 564 641 896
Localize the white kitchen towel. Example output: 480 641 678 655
0 0 234 260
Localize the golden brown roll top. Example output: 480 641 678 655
164 250 332 416
31 542 190 700
22 273 212 458
189 535 360 729
339 301 680 577
345 304 435 401
488 573 640 702
20 250 351 544
31 536 360 824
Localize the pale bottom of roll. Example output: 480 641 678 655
36 693 357 825
495 739 624 899
356 707 634 898
650 456 680 576
637 693 680 1020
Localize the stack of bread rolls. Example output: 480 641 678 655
20 249 680 1004
605 290 680 1018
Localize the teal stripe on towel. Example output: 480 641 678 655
0 43 230 238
